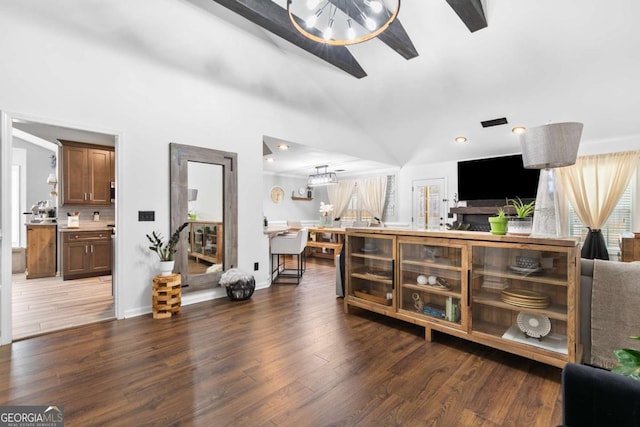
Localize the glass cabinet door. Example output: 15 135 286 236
470 244 571 355
346 234 396 308
397 237 466 328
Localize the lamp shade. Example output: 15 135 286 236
520 122 583 169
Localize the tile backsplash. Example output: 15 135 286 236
60 205 115 225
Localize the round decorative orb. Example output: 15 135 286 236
416 275 428 285
428 275 437 285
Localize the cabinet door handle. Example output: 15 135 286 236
91 245 94 253
85 245 88 254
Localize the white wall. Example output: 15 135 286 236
263 174 323 224
0 1 380 321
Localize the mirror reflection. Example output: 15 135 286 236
187 161 224 276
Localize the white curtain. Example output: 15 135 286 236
556 150 640 259
557 150 639 229
356 176 388 221
327 179 356 219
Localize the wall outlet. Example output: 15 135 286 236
138 211 155 221
254 262 259 271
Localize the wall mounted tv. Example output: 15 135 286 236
457 154 540 203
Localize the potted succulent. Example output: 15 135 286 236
146 222 189 275
488 207 508 235
507 197 535 236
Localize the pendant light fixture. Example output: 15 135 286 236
307 165 338 187
287 0 400 46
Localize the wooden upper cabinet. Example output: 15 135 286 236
60 140 114 206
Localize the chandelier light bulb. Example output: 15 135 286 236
365 17 377 31
366 0 383 13
306 10 321 28
324 18 334 40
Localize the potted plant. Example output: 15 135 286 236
488 207 508 235
146 222 189 275
507 197 535 236
612 335 640 380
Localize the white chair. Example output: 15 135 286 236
270 228 308 285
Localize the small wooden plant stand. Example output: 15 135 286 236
152 274 182 319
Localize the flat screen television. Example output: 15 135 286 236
457 154 540 203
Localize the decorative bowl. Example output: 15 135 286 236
516 256 539 269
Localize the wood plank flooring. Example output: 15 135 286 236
0 258 562 426
12 273 115 340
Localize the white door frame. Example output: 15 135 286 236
0 110 123 345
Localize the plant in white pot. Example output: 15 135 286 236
146 222 188 275
507 197 535 236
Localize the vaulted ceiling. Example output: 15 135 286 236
7 0 640 176
184 0 640 173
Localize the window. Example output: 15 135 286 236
340 175 396 223
568 182 633 255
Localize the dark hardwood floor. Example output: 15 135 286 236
0 258 562 426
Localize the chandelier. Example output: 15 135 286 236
307 165 338 187
287 0 401 46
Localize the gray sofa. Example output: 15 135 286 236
580 258 640 367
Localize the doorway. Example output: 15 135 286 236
412 178 446 230
0 112 120 343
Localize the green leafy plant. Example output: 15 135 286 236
446 221 470 231
146 222 189 261
612 336 640 380
509 197 535 218
494 207 507 218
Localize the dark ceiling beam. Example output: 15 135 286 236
446 0 488 33
327 0 418 60
378 19 418 60
211 0 367 78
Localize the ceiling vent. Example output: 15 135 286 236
481 117 509 128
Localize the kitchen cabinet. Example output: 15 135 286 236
62 230 112 280
26 224 57 279
345 228 580 368
61 140 114 205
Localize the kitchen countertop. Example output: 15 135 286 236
58 223 115 232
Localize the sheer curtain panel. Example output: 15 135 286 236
557 150 640 259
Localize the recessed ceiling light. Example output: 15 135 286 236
277 143 289 150
265 157 275 163
512 126 526 134
455 136 467 143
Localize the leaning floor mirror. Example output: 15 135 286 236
170 143 238 292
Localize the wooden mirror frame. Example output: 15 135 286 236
170 143 237 289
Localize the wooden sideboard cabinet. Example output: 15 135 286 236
345 228 580 368
26 224 57 279
60 140 114 205
62 230 112 280
619 232 640 262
